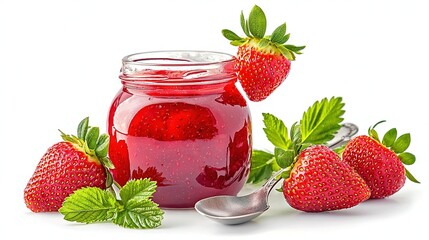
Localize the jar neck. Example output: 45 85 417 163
119 51 237 95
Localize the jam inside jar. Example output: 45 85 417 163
107 51 252 208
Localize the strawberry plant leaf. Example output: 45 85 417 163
300 97 345 145
370 129 380 142
59 187 117 223
240 11 251 37
258 38 269 48
97 133 109 146
113 199 164 229
105 168 114 189
274 147 295 168
262 113 291 149
231 39 246 46
284 44 306 54
391 133 411 153
382 128 397 147
399 152 416 165
100 157 114 169
290 122 301 144
222 29 242 41
120 179 157 203
278 33 290 44
333 144 346 155
247 150 277 184
278 45 295 60
95 134 109 158
405 167 420 183
77 117 89 139
271 23 286 44
85 127 100 149
248 5 266 38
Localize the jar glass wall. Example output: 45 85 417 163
108 51 252 208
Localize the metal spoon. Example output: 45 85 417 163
194 123 358 225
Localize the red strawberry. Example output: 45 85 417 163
222 5 305 101
342 121 419 199
24 118 114 212
283 145 371 212
128 102 218 141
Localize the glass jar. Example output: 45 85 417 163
107 51 252 208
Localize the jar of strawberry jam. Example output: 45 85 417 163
107 51 252 208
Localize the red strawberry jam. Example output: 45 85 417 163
108 51 252 208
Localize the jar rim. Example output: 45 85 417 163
120 50 237 87
122 50 235 67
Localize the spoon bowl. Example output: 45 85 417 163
194 123 359 225
194 194 268 225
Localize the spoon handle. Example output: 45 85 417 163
260 123 359 195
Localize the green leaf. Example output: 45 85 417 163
333 144 346 155
258 38 269 48
278 45 294 60
277 33 290 44
95 134 109 158
59 187 117 223
391 133 411 153
382 128 397 147
290 122 301 145
262 113 291 149
280 168 292 179
405 167 420 183
59 130 76 143
101 157 115 169
120 179 157 203
105 168 114 189
271 23 286 43
368 120 385 141
274 147 295 168
230 39 246 46
85 127 100 149
240 11 251 37
398 152 416 165
97 133 109 146
222 29 242 41
248 5 266 38
284 44 306 54
300 97 345 145
247 150 276 184
77 117 89 139
370 129 380 142
113 199 164 229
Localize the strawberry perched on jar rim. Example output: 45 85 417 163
24 117 114 212
342 121 419 199
222 5 305 101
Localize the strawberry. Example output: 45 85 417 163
222 5 305 101
24 118 114 212
342 121 419 199
283 145 371 212
128 102 218 141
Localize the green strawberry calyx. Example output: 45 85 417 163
222 5 305 60
59 117 115 189
368 120 420 183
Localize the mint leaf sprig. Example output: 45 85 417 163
248 96 345 184
59 178 164 229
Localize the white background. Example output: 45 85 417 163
1 0 428 239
